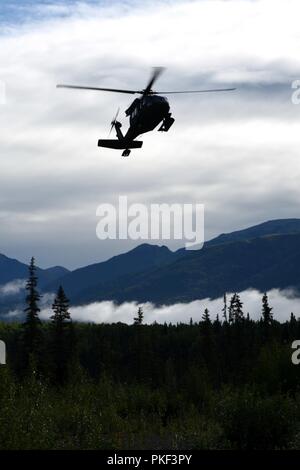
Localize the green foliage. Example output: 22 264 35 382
215 386 296 449
1 300 300 449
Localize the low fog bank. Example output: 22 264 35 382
0 279 26 296
3 287 300 324
34 288 300 324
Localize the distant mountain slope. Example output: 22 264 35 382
0 254 29 285
39 266 70 287
77 233 300 305
44 243 180 299
0 254 69 287
0 255 69 316
2 218 300 313
207 218 300 247
44 218 300 305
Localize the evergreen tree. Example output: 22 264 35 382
222 293 228 322
23 257 41 359
50 286 72 384
134 306 144 325
228 293 244 323
51 286 71 324
202 308 211 324
261 292 273 325
228 294 235 323
214 314 222 333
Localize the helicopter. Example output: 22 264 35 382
57 67 236 157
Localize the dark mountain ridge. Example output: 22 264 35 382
89 232 300 305
45 218 300 306
206 218 300 247
1 218 300 313
0 253 69 287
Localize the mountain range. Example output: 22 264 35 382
1 218 300 315
0 254 69 287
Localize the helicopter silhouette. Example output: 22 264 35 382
57 67 235 157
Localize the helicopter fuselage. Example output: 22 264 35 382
101 94 175 156
124 95 170 140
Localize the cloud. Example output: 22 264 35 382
0 279 26 296
0 0 300 269
36 288 300 324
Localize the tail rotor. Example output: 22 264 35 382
108 107 120 137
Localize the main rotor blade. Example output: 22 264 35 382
152 87 236 94
56 84 138 94
143 67 165 95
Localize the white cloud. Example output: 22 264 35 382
37 288 300 324
0 279 26 296
0 0 300 268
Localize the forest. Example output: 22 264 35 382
0 258 300 450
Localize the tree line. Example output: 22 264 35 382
0 257 300 449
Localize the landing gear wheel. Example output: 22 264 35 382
122 149 131 157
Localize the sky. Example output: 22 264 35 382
0 0 300 269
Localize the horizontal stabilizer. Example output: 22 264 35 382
98 139 143 150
